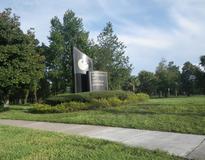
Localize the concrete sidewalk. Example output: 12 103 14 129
0 119 204 159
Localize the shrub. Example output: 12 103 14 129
88 90 132 100
46 93 90 105
90 99 111 109
107 97 122 107
127 93 149 103
30 104 66 113
135 93 150 102
0 104 4 112
57 102 89 112
0 103 9 112
127 94 139 103
30 102 90 113
46 90 133 105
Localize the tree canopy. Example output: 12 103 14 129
0 9 44 105
47 10 89 93
94 22 132 89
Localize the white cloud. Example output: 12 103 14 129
173 13 201 33
119 35 173 49
114 0 205 74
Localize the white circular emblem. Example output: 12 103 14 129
78 58 89 71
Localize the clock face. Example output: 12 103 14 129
78 58 89 71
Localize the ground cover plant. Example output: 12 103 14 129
29 91 149 113
0 96 204 135
0 125 183 160
45 90 137 104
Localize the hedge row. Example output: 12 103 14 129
46 90 134 105
31 92 150 114
0 105 9 112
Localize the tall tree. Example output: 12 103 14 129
138 71 157 95
167 61 181 96
48 10 89 93
95 22 132 89
200 55 205 69
155 59 169 97
122 75 140 92
0 9 44 105
155 60 180 97
23 33 45 104
198 55 205 94
181 62 201 96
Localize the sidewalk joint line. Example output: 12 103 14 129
185 137 205 158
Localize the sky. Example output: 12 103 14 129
0 0 205 74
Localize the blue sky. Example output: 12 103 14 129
1 0 205 74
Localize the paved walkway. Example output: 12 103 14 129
0 119 204 160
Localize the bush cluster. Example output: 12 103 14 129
126 93 149 103
135 93 150 102
0 103 9 112
57 102 89 112
31 91 149 113
30 102 89 113
46 90 133 105
0 105 4 112
29 104 65 113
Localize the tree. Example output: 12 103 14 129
138 71 157 95
198 55 205 94
200 55 205 69
23 33 45 103
36 43 51 100
167 61 181 96
122 75 140 92
155 59 169 97
181 62 201 96
95 22 132 89
155 59 180 97
0 9 44 105
47 10 89 93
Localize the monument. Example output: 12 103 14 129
72 47 108 93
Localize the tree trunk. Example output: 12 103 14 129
167 88 170 97
18 99 22 104
175 89 178 97
3 90 10 108
24 89 29 104
133 84 135 92
159 91 162 97
3 99 10 108
33 87 37 103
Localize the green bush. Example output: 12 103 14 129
107 97 123 107
57 102 89 112
127 93 149 103
90 99 111 108
36 91 149 113
46 93 90 105
30 104 66 113
88 90 132 100
30 102 90 113
46 90 133 105
0 104 4 112
127 94 138 103
135 93 150 102
0 103 9 112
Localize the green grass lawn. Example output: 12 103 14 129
0 125 183 160
0 96 205 135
